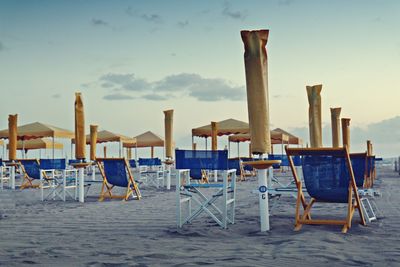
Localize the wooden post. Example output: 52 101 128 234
103 146 107 158
211 121 218 151
151 146 154 158
192 142 197 150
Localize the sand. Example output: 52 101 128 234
0 166 398 267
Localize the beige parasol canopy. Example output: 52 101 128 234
271 128 303 145
228 130 289 144
124 131 164 148
0 121 74 140
72 130 136 145
192 118 249 138
7 138 63 150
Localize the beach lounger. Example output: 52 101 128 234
40 159 78 202
138 158 164 188
285 146 366 233
175 149 236 229
96 158 141 201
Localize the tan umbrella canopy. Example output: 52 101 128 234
0 121 74 140
72 130 136 145
125 131 164 148
7 138 63 150
228 130 289 144
192 118 249 138
272 128 303 145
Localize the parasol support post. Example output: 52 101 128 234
164 158 174 190
91 165 96 181
78 168 84 203
10 165 15 190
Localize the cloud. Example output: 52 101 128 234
91 18 108 26
222 2 246 20
142 94 168 101
100 73 150 91
51 93 61 99
103 93 134 101
177 20 189 28
98 72 245 102
125 7 163 24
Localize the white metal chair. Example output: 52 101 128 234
175 149 236 229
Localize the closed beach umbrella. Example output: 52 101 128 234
90 125 98 161
241 30 271 154
306 85 323 148
75 92 86 160
8 114 18 161
341 118 351 150
330 107 341 148
164 109 174 159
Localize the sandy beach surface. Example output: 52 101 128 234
0 166 398 267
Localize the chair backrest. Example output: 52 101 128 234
350 153 367 187
138 158 162 166
286 148 355 203
175 150 228 178
268 154 301 168
102 159 129 187
228 158 241 175
40 158 66 170
19 159 41 179
129 159 137 168
0 158 2 166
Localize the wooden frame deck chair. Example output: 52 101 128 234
350 153 378 222
96 158 141 201
285 146 366 233
366 156 376 188
18 159 53 189
175 149 236 229
40 159 78 202
138 158 164 188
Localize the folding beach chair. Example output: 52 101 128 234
138 158 164 188
40 159 78 202
228 158 255 181
0 159 10 189
350 153 379 222
285 146 366 233
175 149 236 229
96 158 141 201
18 159 53 189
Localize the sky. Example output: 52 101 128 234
0 0 400 158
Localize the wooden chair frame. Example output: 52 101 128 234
285 146 366 233
96 158 141 201
18 159 53 189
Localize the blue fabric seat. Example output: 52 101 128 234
350 153 368 188
96 158 141 201
285 147 366 233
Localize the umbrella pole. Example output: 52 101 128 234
228 141 230 158
52 136 55 160
237 142 240 157
205 138 207 151
119 140 122 158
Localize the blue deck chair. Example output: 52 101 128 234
138 157 164 188
175 149 236 229
39 159 78 201
285 146 366 233
96 158 141 201
129 159 137 168
18 159 53 189
228 157 255 181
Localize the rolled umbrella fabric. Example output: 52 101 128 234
330 107 341 148
90 124 98 161
211 121 218 151
341 118 351 151
164 109 174 159
74 92 86 160
8 114 18 160
241 29 271 155
306 85 323 148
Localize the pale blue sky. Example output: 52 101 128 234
1 0 399 157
